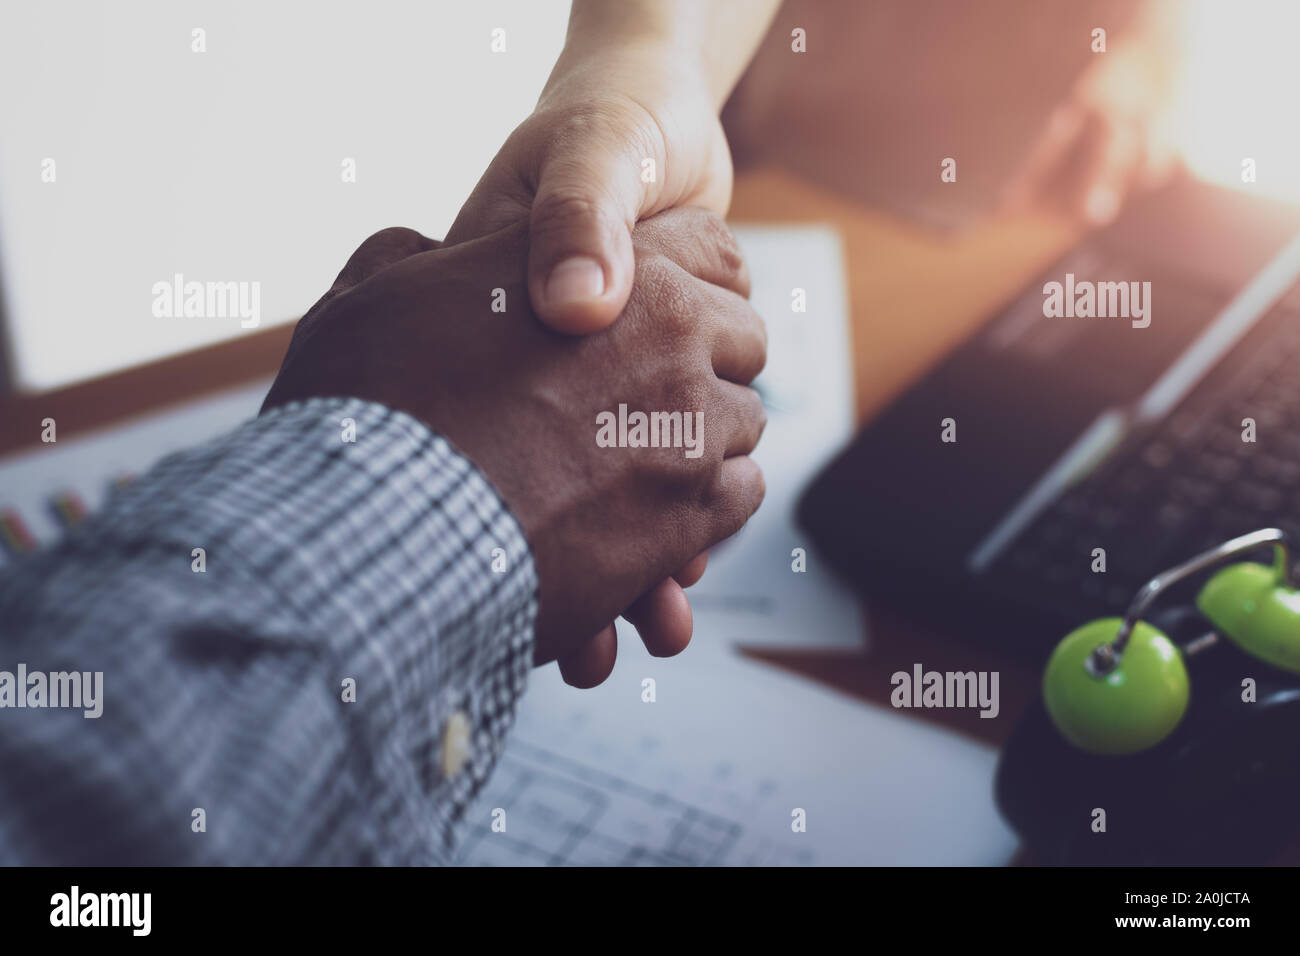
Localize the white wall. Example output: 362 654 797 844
0 0 570 389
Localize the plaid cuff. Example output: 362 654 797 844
114 396 539 860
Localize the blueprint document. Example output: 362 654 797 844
459 628 1016 866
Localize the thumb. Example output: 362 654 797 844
528 145 647 335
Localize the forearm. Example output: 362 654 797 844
0 398 537 865
559 0 781 108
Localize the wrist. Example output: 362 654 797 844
543 37 712 113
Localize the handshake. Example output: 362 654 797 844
262 207 768 688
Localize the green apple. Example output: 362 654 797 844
1043 618 1189 755
1197 561 1300 675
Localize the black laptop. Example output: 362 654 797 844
799 174 1300 661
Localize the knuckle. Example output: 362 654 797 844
337 227 438 289
546 101 623 150
727 462 766 528
530 190 607 238
706 479 750 540
375 225 423 244
630 212 678 259
633 254 696 334
743 310 769 379
700 214 745 281
721 388 765 456
749 465 767 514
747 389 768 440
670 385 719 476
362 226 406 247
544 95 662 169
679 376 715 421
653 455 712 520
363 226 433 258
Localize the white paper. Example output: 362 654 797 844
459 633 1017 866
689 225 866 650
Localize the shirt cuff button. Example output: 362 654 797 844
439 709 473 778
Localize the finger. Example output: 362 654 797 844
527 133 647 334
716 381 767 458
674 551 708 588
1140 126 1180 190
1002 104 1088 212
621 553 708 661
331 227 442 295
632 207 751 299
1074 117 1140 226
563 552 706 679
703 285 767 384
557 623 619 688
707 455 767 545
1136 108 1182 191
623 578 694 658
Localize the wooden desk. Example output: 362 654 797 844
0 165 1080 748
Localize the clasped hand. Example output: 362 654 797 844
264 207 767 687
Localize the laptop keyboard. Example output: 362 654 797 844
987 294 1300 619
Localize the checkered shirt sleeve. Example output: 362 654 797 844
0 397 538 864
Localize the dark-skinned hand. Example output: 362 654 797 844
263 207 766 685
